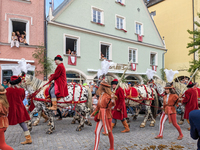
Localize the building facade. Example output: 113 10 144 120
0 0 45 83
147 0 200 81
47 0 166 84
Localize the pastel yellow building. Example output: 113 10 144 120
147 0 200 82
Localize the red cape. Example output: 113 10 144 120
49 63 69 98
112 87 127 120
182 88 198 119
6 87 30 125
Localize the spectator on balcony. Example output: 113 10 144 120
101 53 106 60
20 34 28 45
11 32 19 48
71 50 77 56
66 49 71 55
1 80 8 89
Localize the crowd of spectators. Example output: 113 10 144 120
11 31 28 48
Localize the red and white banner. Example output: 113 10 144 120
131 63 136 71
137 34 143 42
152 65 157 71
68 56 77 66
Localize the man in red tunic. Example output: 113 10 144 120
6 76 32 145
182 82 198 130
48 55 69 110
111 79 130 133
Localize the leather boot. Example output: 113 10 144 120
121 120 130 133
21 131 32 145
48 99 57 110
111 123 115 130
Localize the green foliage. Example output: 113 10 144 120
141 75 148 84
160 68 167 81
187 13 200 78
32 45 54 77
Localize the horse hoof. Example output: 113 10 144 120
46 130 53 134
76 128 82 131
88 123 92 126
71 121 75 124
47 122 51 126
149 123 155 127
33 122 39 126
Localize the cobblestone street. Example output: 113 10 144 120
5 115 197 150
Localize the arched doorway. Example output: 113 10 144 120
93 73 117 85
66 71 86 84
125 75 141 85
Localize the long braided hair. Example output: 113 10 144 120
0 85 9 108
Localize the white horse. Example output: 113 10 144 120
20 74 92 134
121 83 159 128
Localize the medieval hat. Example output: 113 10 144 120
10 75 22 85
111 79 118 85
100 81 111 87
187 81 195 88
164 83 173 89
54 55 63 61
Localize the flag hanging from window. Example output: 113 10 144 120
137 34 143 42
152 65 157 71
68 56 77 66
131 63 136 71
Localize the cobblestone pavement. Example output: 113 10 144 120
5 115 197 150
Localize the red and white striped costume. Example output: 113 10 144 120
156 93 183 139
91 91 115 150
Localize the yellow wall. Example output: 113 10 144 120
148 0 195 80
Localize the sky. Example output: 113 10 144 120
46 0 64 16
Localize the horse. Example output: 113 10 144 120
122 83 159 128
152 78 187 125
20 73 93 134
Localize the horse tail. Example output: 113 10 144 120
151 88 159 119
85 86 92 112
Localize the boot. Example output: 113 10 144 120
155 135 163 139
121 120 130 133
21 131 32 145
42 112 49 123
111 123 115 130
48 100 57 110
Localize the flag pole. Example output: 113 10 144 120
113 60 132 93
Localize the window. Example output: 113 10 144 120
150 52 157 65
64 34 80 56
91 7 104 24
116 15 126 30
2 70 13 83
135 22 143 35
129 48 138 63
100 42 112 60
9 19 29 44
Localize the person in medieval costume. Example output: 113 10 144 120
181 81 198 131
155 83 183 140
6 75 32 144
48 55 69 110
111 79 130 133
91 81 115 150
0 85 13 150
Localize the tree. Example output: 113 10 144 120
32 45 54 78
187 13 200 79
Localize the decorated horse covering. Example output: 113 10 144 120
23 74 89 105
124 87 139 98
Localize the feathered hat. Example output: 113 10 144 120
164 69 179 88
146 69 156 80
